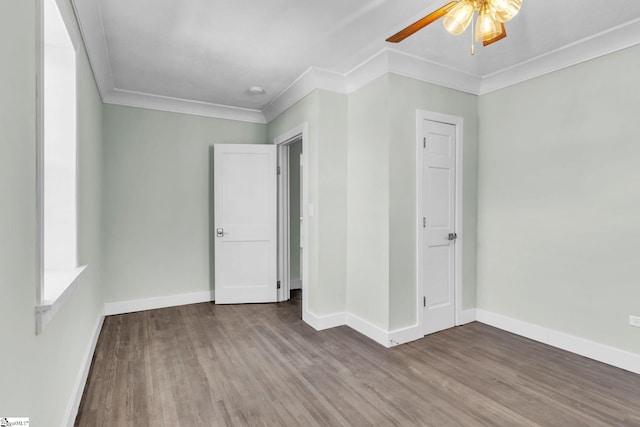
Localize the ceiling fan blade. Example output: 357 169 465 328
482 23 507 46
386 1 458 43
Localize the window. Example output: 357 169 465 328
36 0 85 333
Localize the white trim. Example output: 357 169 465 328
263 68 345 123
104 89 266 124
460 308 477 325
274 124 310 322
476 309 640 375
343 49 390 93
36 0 45 316
346 313 390 347
70 0 114 99
36 266 87 333
264 49 481 122
479 17 640 94
276 144 292 302
36 0 84 334
73 0 640 124
103 289 424 349
54 0 82 51
303 311 346 331
386 49 481 95
388 324 423 347
345 314 422 348
104 290 214 316
416 111 465 336
64 313 104 427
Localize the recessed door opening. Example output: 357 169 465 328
288 140 303 293
417 111 464 336
275 124 309 321
276 138 302 304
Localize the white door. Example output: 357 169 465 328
214 144 277 304
421 120 457 335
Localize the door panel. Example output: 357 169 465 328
422 120 456 335
427 167 452 228
214 144 277 304
424 245 451 306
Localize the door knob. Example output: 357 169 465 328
448 233 457 241
216 228 224 237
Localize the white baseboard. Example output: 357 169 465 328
476 309 640 375
303 310 346 331
459 309 477 325
343 313 421 348
388 324 423 347
104 290 214 315
290 279 302 290
346 313 390 347
64 313 104 427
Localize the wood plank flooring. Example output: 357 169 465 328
76 291 640 426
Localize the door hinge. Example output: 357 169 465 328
423 137 426 148
423 217 426 228
423 296 426 307
277 166 281 175
277 280 281 289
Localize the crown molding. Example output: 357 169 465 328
263 49 482 122
344 49 390 93
262 67 345 123
479 17 640 94
71 0 115 99
104 89 267 124
386 49 481 94
73 0 640 124
72 0 266 124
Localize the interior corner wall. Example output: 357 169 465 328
267 90 348 316
388 74 479 330
477 45 640 354
102 105 267 304
345 73 480 333
316 91 349 315
0 0 104 424
346 75 391 329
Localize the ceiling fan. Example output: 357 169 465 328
386 0 522 53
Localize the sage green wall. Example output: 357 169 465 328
0 0 104 424
477 45 640 354
388 74 479 330
289 140 302 283
347 76 391 329
267 90 349 316
346 74 479 331
102 105 267 303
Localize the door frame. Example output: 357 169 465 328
274 123 309 309
416 110 464 333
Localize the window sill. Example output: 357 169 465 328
36 265 86 334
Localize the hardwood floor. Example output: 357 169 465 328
76 291 640 426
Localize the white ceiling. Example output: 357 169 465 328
72 0 640 122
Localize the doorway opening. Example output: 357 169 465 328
275 124 309 319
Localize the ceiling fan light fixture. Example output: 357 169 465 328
488 0 522 23
386 0 522 52
475 2 502 42
443 0 476 36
